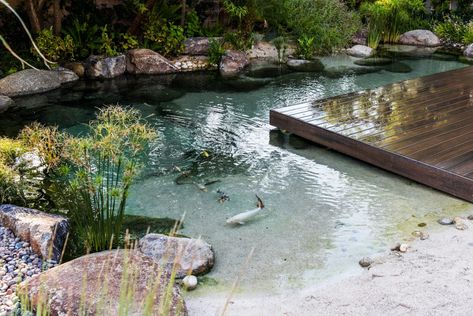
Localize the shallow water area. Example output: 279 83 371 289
1 53 472 297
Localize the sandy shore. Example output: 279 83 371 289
186 221 473 316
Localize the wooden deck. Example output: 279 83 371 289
270 66 473 202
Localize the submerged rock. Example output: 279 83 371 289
0 204 68 261
323 65 381 78
354 57 393 66
127 49 179 75
139 233 214 278
454 217 468 230
219 50 250 77
245 62 290 78
85 54 126 79
437 217 454 225
286 59 324 72
346 45 374 58
359 257 373 268
18 250 187 315
223 75 271 91
0 69 61 97
383 44 438 58
399 30 441 47
383 62 412 73
0 95 14 112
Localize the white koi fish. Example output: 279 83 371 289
226 195 265 225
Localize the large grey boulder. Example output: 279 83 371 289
0 205 68 261
0 69 61 97
346 45 374 58
399 30 441 47
126 49 179 75
85 55 126 79
219 50 250 77
464 44 473 57
287 59 324 72
139 233 214 278
0 95 14 113
19 250 187 315
182 37 222 55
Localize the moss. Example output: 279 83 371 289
198 276 219 287
121 214 184 238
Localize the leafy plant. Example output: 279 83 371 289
143 18 185 57
284 0 361 54
185 9 202 37
296 35 315 60
224 31 254 50
98 25 119 57
62 18 101 58
272 36 289 63
434 15 468 44
34 27 75 62
361 0 425 44
223 0 248 29
208 38 225 65
119 33 140 51
463 21 473 44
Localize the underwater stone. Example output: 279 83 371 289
358 257 373 268
437 218 454 225
454 217 468 230
383 62 413 73
286 59 324 72
354 57 393 66
139 233 214 278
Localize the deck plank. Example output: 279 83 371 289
270 65 473 202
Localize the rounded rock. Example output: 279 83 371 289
182 275 198 291
358 257 373 268
437 218 454 225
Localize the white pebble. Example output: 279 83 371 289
182 275 198 291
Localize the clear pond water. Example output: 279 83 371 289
2 53 473 294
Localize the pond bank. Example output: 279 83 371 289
186 218 473 315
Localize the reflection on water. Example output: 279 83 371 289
0 57 472 294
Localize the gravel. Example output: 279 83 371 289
0 226 57 314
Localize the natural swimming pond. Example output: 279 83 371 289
1 52 472 294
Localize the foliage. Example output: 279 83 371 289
18 106 157 254
62 18 102 59
119 33 140 51
223 0 248 29
272 36 289 63
296 35 315 60
361 0 426 44
224 31 254 50
284 0 361 54
143 18 185 57
0 138 27 205
463 21 473 45
34 27 75 62
208 39 226 65
433 15 473 44
185 9 202 37
98 25 119 57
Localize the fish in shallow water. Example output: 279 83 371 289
226 195 264 225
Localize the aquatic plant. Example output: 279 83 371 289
296 35 316 60
272 36 289 63
208 38 226 65
361 0 426 44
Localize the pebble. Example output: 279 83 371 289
358 257 373 268
399 244 409 252
437 218 454 225
0 225 56 313
454 217 468 230
182 275 198 291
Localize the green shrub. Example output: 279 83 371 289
98 25 119 57
119 33 140 51
185 9 202 37
143 18 185 57
433 15 466 43
208 39 225 65
224 31 254 50
284 0 361 54
361 0 425 44
463 21 473 44
296 35 315 59
34 27 75 62
62 18 101 59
